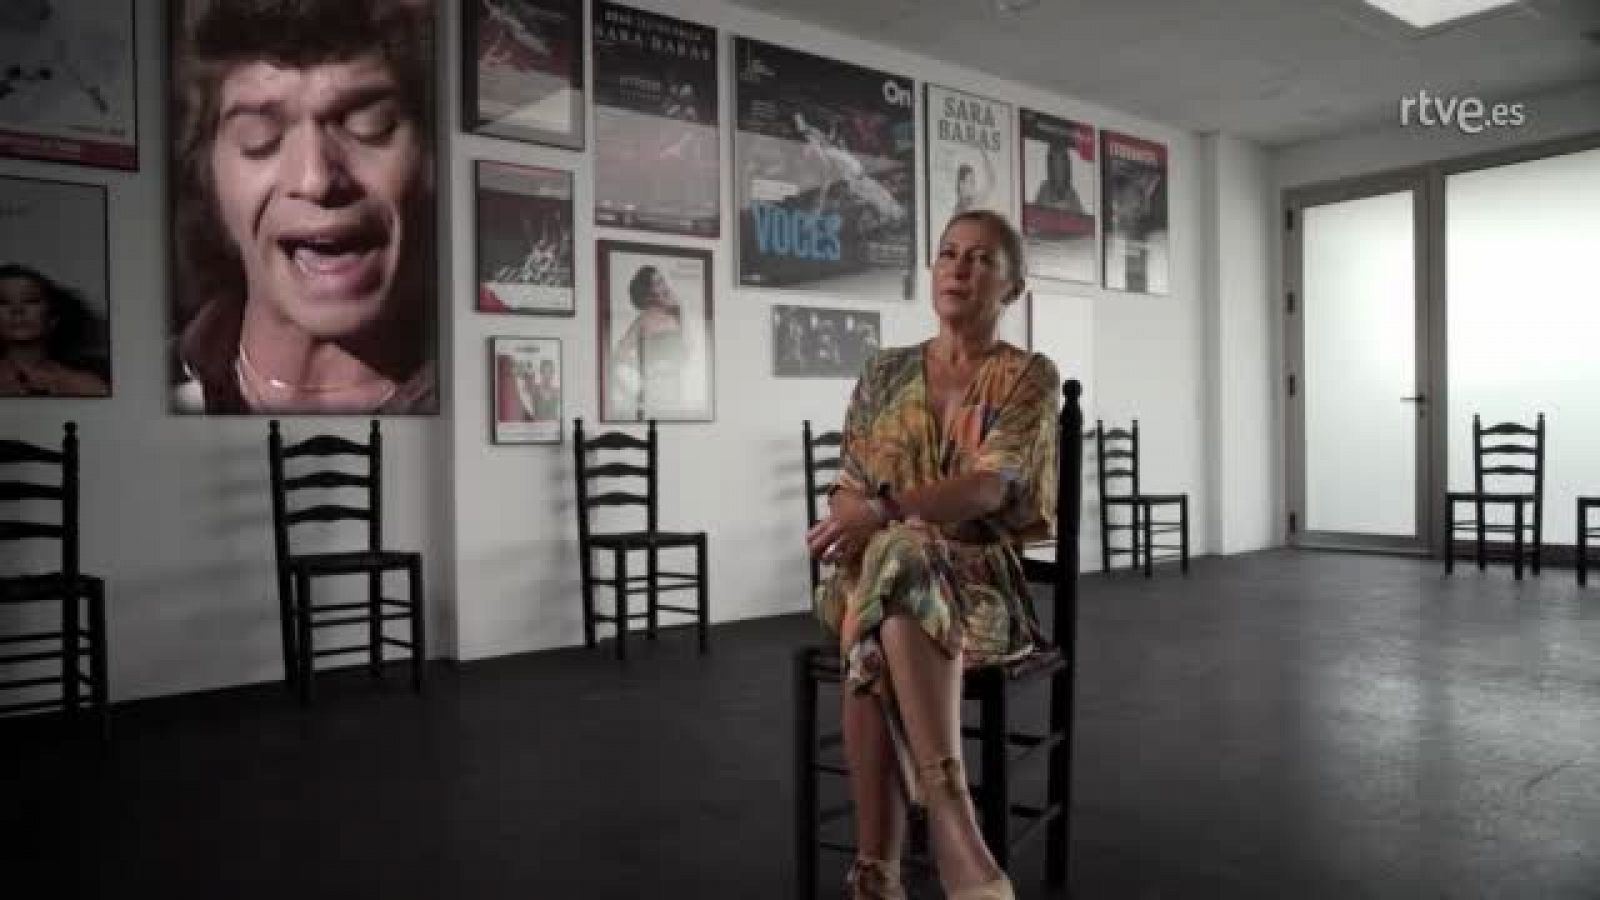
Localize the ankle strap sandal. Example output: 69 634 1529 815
845 856 905 900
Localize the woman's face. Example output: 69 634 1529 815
0 276 52 345
647 271 676 309
932 218 1018 331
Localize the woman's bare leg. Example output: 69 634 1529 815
842 686 907 865
878 613 1004 892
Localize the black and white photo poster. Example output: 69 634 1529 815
1020 108 1095 284
475 160 574 315
0 174 110 397
0 0 137 170
734 37 915 296
593 2 718 238
770 304 879 379
1101 129 1169 295
925 84 1013 255
597 241 714 422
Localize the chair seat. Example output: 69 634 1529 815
286 550 420 576
0 571 102 604
803 643 1065 687
587 530 705 550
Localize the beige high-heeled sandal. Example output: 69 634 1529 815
916 758 1015 900
845 856 906 900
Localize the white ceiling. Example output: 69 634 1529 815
726 0 1600 146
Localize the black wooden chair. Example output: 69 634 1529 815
269 420 425 705
572 418 708 660
1576 496 1598 587
1095 419 1189 577
0 423 108 737
794 380 1084 897
1444 414 1545 580
801 420 844 595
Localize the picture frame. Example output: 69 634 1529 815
474 159 575 315
489 335 563 444
596 240 714 422
0 0 139 171
925 83 1014 262
463 0 586 150
1019 108 1097 284
771 304 879 379
0 174 112 398
1101 129 1170 295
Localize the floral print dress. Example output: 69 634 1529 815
815 341 1060 698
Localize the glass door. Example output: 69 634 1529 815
1286 176 1433 553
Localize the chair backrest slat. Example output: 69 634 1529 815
0 424 79 575
585 431 649 452
268 420 382 564
586 491 649 509
586 462 651 479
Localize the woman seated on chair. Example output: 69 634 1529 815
806 210 1060 900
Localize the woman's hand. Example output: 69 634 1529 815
805 489 886 566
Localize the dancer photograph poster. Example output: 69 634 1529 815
475 160 574 315
733 37 915 297
1101 129 1170 295
592 2 719 238
490 336 562 444
0 174 111 397
925 84 1013 258
770 304 879 379
597 241 713 422
0 0 138 170
1019 108 1096 284
464 0 585 150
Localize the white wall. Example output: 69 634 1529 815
1199 134 1279 554
0 3 457 705
4 0 1220 702
447 0 1211 659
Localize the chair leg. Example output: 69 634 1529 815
696 536 709 655
1142 502 1154 579
1045 665 1072 888
368 570 383 679
409 557 426 693
1475 498 1486 571
1513 503 1524 581
1533 502 1543 575
89 580 109 740
580 547 597 649
61 585 81 719
614 548 628 662
978 678 1010 869
794 650 819 900
1129 504 1142 574
1444 499 1454 574
646 545 659 641
1579 502 1589 588
277 569 297 691
1180 496 1191 574
295 571 314 705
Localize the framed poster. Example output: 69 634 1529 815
464 0 584 150
597 240 713 422
474 160 574 315
168 0 440 415
1019 108 1096 284
771 304 879 379
593 2 719 238
490 336 562 444
1101 129 1170 295
925 84 1013 258
0 0 138 170
0 174 110 397
733 37 915 297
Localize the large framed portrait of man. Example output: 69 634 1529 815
596 240 713 423
167 0 439 415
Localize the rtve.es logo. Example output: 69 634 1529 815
1399 90 1526 134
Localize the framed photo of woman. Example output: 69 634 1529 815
596 240 714 422
0 174 111 397
490 335 562 444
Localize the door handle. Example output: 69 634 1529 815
1400 395 1427 403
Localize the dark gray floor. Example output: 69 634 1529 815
7 549 1599 898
